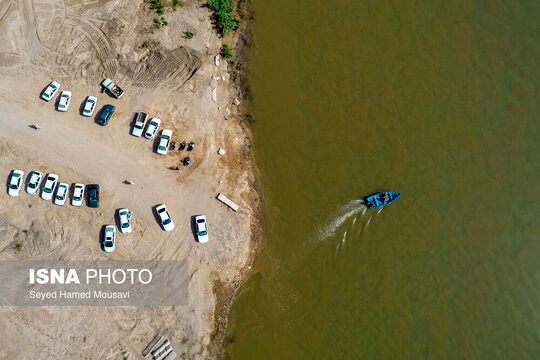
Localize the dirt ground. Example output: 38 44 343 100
0 0 258 359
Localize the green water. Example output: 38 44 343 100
224 0 539 358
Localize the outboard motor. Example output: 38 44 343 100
179 141 187 150
187 141 195 151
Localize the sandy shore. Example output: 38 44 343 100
0 0 258 358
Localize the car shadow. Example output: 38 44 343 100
114 209 122 230
189 215 199 242
99 225 106 252
68 183 74 205
152 134 160 153
151 205 164 230
53 95 61 111
129 112 138 135
5 170 14 195
79 97 89 116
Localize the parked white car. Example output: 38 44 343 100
8 170 24 196
57 91 72 112
156 129 172 155
195 215 209 243
155 204 174 231
82 96 98 117
40 173 59 200
131 112 148 137
72 183 85 207
41 81 61 101
103 225 116 252
118 208 132 234
54 182 69 206
26 171 43 195
144 118 161 139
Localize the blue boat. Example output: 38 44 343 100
364 192 401 209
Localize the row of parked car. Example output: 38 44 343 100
8 169 100 207
41 80 115 125
131 112 173 155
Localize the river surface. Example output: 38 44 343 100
224 0 539 358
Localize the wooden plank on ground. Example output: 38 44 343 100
216 193 239 212
142 334 162 357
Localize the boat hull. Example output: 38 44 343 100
365 192 401 209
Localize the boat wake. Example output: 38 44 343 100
303 199 384 265
316 199 366 242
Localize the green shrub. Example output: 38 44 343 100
154 17 168 29
151 0 165 15
14 243 22 251
184 31 194 39
208 0 239 36
172 0 184 10
220 44 234 58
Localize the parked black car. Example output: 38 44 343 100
97 105 115 125
87 184 100 208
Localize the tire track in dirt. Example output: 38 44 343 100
130 47 202 95
0 0 12 27
63 6 118 76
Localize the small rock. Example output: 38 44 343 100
214 55 221 66
233 98 241 105
222 73 230 83
218 180 223 184
205 43 210 48
217 148 226 155
225 107 231 116
212 88 217 102
218 105 224 110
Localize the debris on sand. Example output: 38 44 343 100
217 193 239 212
218 148 226 155
142 334 162 357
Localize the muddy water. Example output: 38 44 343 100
225 0 539 358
